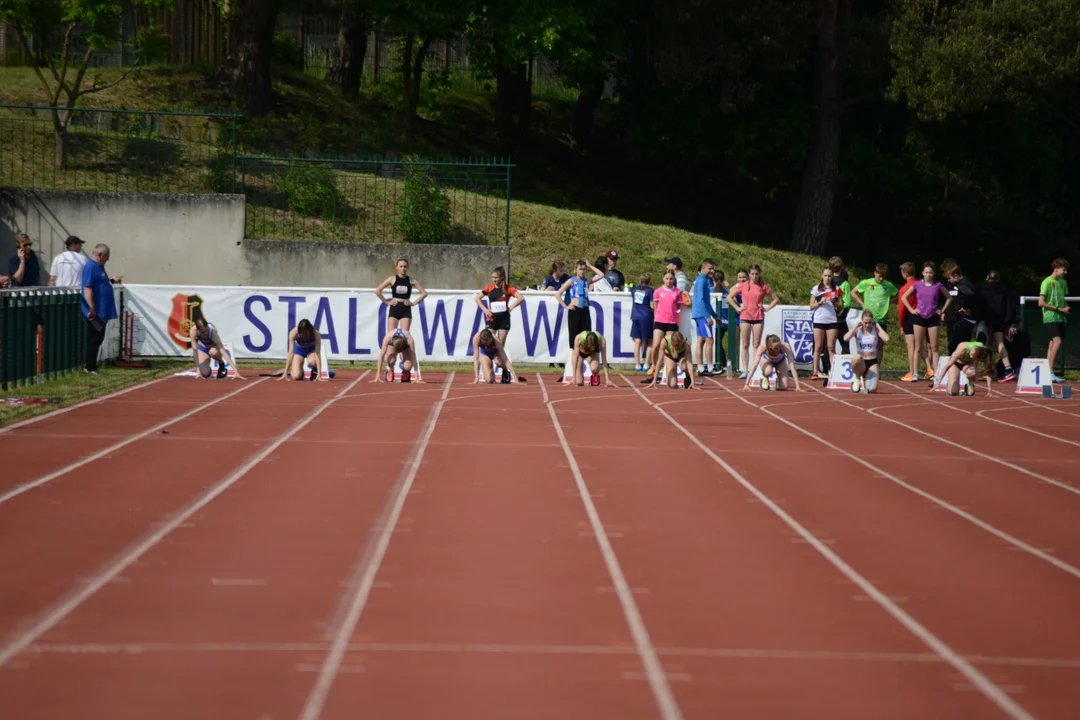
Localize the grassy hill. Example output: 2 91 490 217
0 63 919 370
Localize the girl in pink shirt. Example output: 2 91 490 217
728 264 778 378
647 271 683 375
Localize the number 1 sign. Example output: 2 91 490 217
826 354 857 390
1017 358 1052 394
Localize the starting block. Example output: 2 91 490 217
478 364 513 383
386 353 419 382
749 362 778 390
560 358 594 383
933 356 970 393
209 341 237 379
1042 385 1073 399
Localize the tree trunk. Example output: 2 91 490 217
571 72 606 148
401 34 431 142
327 2 369 94
1 19 9 66
790 0 844 255
51 108 70 171
231 0 280 116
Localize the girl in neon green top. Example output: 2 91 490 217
569 331 614 387
933 340 994 397
646 331 698 390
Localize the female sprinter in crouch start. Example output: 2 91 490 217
843 310 889 393
281 319 322 381
933 340 995 397
569 331 615 387
646 331 697 390
472 328 520 384
742 334 801 392
373 328 418 383
188 317 245 379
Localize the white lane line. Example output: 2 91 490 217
705 379 1080 579
0 375 174 435
626 377 1037 720
296 373 455 720
22 640 1080 669
805 383 1080 498
540 374 684 720
323 373 456 638
0 371 369 670
887 381 1080 450
0 379 267 506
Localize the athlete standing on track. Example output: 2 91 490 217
556 260 606 352
569 330 615 387
375 257 428 346
809 266 840 380
472 328 519 384
188 317 245 380
475 266 522 346
843 310 889 393
374 328 418 383
743 334 801 392
934 340 994 397
645 271 684 379
729 264 778 379
901 261 952 383
282 319 322 381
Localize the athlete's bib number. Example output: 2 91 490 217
395 286 408 295
634 290 648 305
490 300 507 313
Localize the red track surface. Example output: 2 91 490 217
2 371 1079 719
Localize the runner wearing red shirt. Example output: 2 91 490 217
729 264 779 379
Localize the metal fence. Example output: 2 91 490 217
0 287 87 389
240 155 513 245
0 104 239 194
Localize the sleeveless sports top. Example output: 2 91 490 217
569 277 589 308
195 323 215 346
392 275 412 301
962 341 985 360
856 326 878 355
577 331 597 356
664 335 686 360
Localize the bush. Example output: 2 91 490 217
395 161 451 243
280 167 341 216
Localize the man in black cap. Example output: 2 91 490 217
665 257 690 292
604 250 625 290
49 235 88 288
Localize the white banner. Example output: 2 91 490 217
121 283 822 364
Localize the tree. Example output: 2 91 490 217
0 0 172 169
224 0 281 116
790 0 848 255
327 0 371 96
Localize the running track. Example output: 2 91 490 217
1 371 1079 719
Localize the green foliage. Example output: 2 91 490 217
280 167 341 216
395 159 451 243
272 30 303 69
889 0 1080 121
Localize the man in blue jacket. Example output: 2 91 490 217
81 243 120 374
692 259 718 376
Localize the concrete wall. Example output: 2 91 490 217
0 189 508 289
240 239 509 289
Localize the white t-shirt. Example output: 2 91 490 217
810 284 838 324
49 250 87 288
855 325 878 355
592 277 614 293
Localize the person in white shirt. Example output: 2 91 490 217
49 236 88 287
591 256 615 292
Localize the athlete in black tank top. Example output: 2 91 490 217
376 258 429 339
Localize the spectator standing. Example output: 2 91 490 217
980 270 1017 382
941 263 981 354
629 273 655 372
1039 258 1070 382
665 257 690 292
691 259 718 376
592 256 615 292
850 263 898 360
603 250 625 290
49 235 87 287
829 256 853 356
8 233 40 287
81 243 120 374
542 261 570 296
